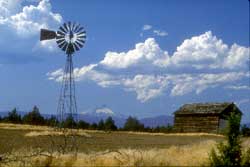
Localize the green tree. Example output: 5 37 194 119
45 116 58 127
63 115 77 128
97 119 105 130
210 112 242 166
77 120 90 129
123 116 144 131
22 106 45 125
104 117 117 131
6 108 22 123
90 123 97 130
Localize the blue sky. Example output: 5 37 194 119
0 0 249 122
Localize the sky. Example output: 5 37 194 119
0 0 249 122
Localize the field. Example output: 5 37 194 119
0 123 249 166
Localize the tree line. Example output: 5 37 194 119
0 106 174 133
1 106 249 135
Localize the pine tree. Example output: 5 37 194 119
210 112 242 166
104 117 117 131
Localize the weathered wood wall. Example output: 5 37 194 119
174 114 219 133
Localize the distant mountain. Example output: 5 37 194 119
78 106 126 127
140 115 174 128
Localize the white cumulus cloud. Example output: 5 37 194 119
100 38 170 69
171 31 249 70
0 0 62 37
48 31 249 102
0 0 63 52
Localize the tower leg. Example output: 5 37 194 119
55 54 78 154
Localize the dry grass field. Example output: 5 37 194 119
0 123 249 166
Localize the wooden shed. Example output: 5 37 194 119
173 102 242 133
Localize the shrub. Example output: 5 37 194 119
241 148 250 166
209 112 242 166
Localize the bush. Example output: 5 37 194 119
209 112 242 166
241 148 250 166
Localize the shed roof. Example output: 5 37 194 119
174 102 240 115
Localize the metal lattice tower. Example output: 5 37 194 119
40 22 86 127
57 53 78 126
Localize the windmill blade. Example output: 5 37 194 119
75 41 83 48
74 24 81 32
77 34 86 39
62 42 69 51
56 35 65 40
73 23 80 32
40 29 56 41
76 39 85 44
63 23 69 32
56 38 65 45
58 41 67 49
59 26 67 33
77 33 86 38
57 31 65 36
77 30 86 35
73 43 80 51
76 27 84 33
72 22 77 32
68 21 72 31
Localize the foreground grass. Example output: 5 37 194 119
2 140 216 166
1 123 249 166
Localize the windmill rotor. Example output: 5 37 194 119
40 21 86 54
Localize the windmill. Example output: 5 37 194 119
40 22 86 128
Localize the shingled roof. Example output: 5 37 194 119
174 102 241 115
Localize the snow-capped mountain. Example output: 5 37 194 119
78 106 126 127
